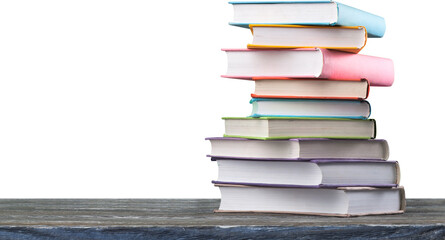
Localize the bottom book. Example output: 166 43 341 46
215 184 405 217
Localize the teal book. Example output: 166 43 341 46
250 98 371 119
223 117 376 140
229 1 386 38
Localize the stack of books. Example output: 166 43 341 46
206 1 405 217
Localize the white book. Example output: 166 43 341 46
215 184 405 217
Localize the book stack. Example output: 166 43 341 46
207 1 405 217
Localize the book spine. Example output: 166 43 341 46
364 99 371 119
370 119 377 139
400 187 406 211
381 139 390 160
336 2 386 38
364 79 370 98
319 49 394 86
395 161 401 185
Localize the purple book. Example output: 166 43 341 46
212 158 400 188
211 181 398 188
206 137 390 161
215 183 406 217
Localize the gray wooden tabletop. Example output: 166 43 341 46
0 199 444 239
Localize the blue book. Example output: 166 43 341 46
229 1 386 38
249 98 371 119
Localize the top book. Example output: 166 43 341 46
229 1 386 38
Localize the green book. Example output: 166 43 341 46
223 117 376 140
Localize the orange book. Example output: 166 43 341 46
251 78 370 100
247 24 367 54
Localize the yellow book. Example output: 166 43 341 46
247 24 367 54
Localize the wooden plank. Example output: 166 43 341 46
0 225 444 240
0 199 444 239
0 199 444 227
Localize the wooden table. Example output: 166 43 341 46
0 199 444 239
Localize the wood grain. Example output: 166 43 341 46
0 199 443 239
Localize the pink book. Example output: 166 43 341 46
222 48 394 87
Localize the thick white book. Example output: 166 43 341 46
215 184 405 217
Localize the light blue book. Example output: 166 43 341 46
249 98 371 119
229 1 386 38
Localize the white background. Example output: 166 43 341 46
0 0 443 198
